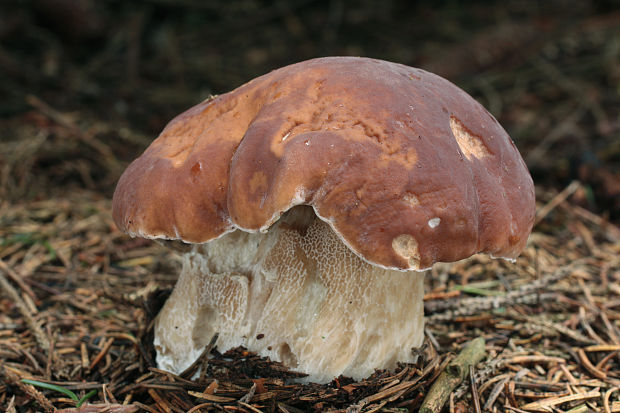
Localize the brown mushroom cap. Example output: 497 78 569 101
112 57 535 270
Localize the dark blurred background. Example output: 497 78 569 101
1 0 619 222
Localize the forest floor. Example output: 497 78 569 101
1 1 619 412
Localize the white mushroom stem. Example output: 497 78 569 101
154 207 426 383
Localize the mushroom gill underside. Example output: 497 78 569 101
154 207 426 383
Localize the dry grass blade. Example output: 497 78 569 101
238 401 265 413
180 333 219 380
469 365 481 413
188 391 236 403
89 338 115 371
360 380 421 405
0 268 50 352
520 390 601 412
483 375 512 410
5 396 16 413
55 404 140 412
535 181 581 225
0 259 38 301
577 348 607 380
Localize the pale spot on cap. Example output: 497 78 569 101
450 116 490 160
404 193 419 207
391 234 420 269
428 217 441 228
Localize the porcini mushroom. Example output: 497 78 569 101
112 57 535 383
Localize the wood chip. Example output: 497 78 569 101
189 391 236 403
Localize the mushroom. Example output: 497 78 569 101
112 57 535 383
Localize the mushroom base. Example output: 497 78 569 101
154 207 425 383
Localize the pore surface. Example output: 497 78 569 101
154 209 425 382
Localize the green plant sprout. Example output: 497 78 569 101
21 379 97 407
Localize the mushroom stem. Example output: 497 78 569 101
154 207 426 383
